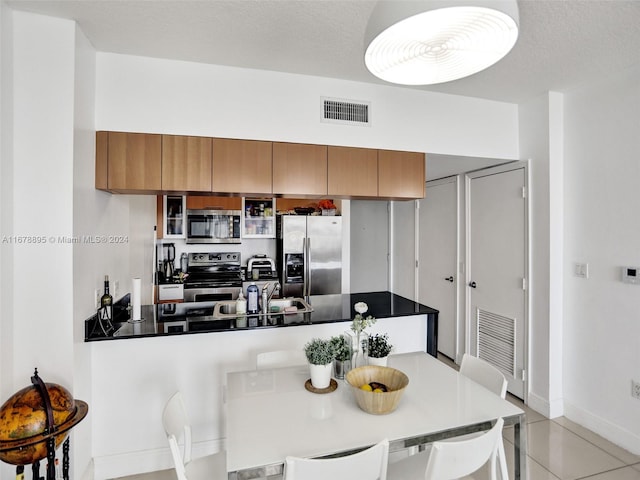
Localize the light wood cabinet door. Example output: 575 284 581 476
327 146 378 197
273 142 327 196
212 139 272 195
103 132 162 192
378 150 425 199
162 135 212 192
186 196 242 210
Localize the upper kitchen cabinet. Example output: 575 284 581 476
273 142 328 196
327 146 378 198
378 150 426 199
95 131 162 193
162 135 212 192
212 139 272 195
185 196 242 210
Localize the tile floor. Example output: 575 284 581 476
437 354 640 480
116 356 640 480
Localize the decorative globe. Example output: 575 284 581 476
0 380 88 466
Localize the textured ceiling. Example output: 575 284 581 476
7 0 640 104
6 0 640 179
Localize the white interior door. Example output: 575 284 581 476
467 165 527 398
350 200 389 293
392 200 417 300
418 178 458 360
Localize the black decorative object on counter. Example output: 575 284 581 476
0 369 89 480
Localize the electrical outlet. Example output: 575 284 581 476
632 380 640 400
94 289 101 309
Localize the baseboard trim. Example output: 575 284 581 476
563 401 640 455
93 439 224 480
527 391 564 418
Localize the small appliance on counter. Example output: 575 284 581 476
243 255 280 301
246 255 278 281
156 243 176 283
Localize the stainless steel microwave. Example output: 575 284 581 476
186 210 241 244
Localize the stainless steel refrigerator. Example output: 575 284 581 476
276 215 342 297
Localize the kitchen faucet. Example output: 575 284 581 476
262 282 281 312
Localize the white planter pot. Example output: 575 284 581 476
309 363 333 389
368 356 388 367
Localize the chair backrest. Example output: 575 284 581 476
284 439 389 480
460 353 507 398
425 418 504 480
162 392 192 480
256 349 307 369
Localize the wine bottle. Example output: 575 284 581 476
99 275 113 322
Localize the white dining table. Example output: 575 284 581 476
225 351 526 480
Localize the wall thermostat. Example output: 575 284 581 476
622 267 640 285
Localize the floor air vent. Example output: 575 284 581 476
321 97 370 126
476 308 516 378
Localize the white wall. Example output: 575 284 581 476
519 94 558 416
95 53 518 158
391 200 417 299
0 9 76 479
561 66 640 453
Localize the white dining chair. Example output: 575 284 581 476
460 353 508 398
256 349 307 369
387 418 504 480
459 353 509 480
162 391 227 480
284 439 389 480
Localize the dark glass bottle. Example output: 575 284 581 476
99 275 113 322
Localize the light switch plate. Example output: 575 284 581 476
574 263 589 279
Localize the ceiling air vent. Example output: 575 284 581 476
321 97 371 126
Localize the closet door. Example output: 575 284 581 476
350 200 389 293
467 165 527 398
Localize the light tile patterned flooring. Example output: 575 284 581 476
117 355 640 480
438 354 640 480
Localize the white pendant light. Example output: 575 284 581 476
364 0 519 85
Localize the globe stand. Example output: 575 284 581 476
0 369 88 480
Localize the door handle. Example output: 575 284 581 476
444 276 454 283
469 281 477 288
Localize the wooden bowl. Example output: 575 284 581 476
345 365 409 415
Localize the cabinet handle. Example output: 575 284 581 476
444 276 454 283
469 281 477 288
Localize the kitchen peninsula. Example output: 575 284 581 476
85 291 439 356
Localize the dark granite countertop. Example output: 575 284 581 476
84 291 438 342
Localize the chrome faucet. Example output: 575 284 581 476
262 282 280 306
262 282 281 312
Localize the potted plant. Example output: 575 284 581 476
304 338 336 389
367 333 393 366
331 335 352 379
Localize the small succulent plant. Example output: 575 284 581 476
304 338 336 365
368 333 393 358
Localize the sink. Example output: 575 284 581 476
213 297 313 319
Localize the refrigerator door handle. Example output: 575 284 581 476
306 237 311 297
302 237 308 297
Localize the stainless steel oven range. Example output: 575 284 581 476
159 252 242 333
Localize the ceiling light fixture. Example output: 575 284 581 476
364 0 519 85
